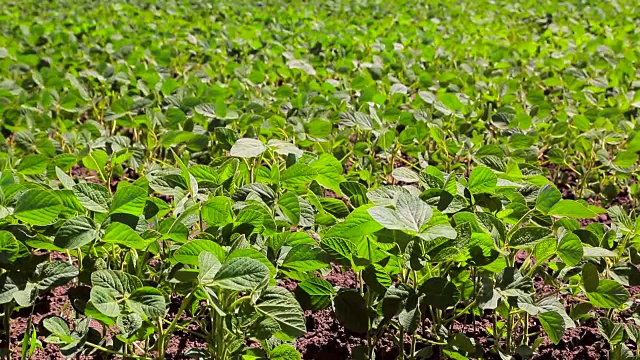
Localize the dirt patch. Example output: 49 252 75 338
532 319 608 360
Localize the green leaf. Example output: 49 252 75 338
72 183 111 213
0 231 26 266
256 286 306 340
368 192 432 233
391 167 420 183
325 206 383 239
333 290 369 333
362 263 393 294
305 119 332 138
278 192 302 225
194 103 216 118
270 344 301 360
536 184 562 214
82 150 108 173
213 257 270 291
598 318 625 345
90 287 120 317
282 245 328 272
420 277 460 309
17 154 48 175
198 251 222 285
173 240 226 266
117 313 143 338
557 233 583 266
91 270 142 296
202 196 233 227
586 279 629 308
14 189 63 225
539 311 566 345
103 222 149 250
230 138 266 158
110 184 147 217
54 216 97 249
42 316 72 342
509 226 551 248
582 263 599 293
126 287 166 318
320 237 357 264
399 294 421 333
0 274 19 305
280 164 317 188
548 200 599 219
296 277 335 310
34 261 79 290
468 167 497 194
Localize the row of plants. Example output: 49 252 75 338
1 144 639 359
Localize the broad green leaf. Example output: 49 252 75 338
278 192 302 225
598 318 625 345
103 222 149 250
362 263 393 294
17 154 48 175
399 294 421 333
198 251 222 285
325 206 383 239
117 313 143 338
468 167 497 194
126 287 166 318
173 240 226 266
42 316 72 342
557 233 583 266
333 290 369 333
0 231 26 265
282 245 328 272
310 154 345 194
110 184 147 217
230 138 266 158
34 261 78 290
320 237 357 264
227 248 277 278
54 216 97 249
339 182 368 208
14 189 63 225
539 311 565 345
90 287 120 317
213 257 270 291
72 183 111 213
82 150 108 173
270 344 301 360
297 277 335 310
586 280 629 308
202 196 233 226
508 226 551 248
194 103 216 118
368 192 432 233
0 274 20 304
420 277 459 309
536 184 562 214
548 200 599 219
582 263 599 292
392 167 420 183
280 164 317 188
256 286 306 340
91 270 142 296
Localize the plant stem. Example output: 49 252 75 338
506 307 513 353
4 304 11 354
